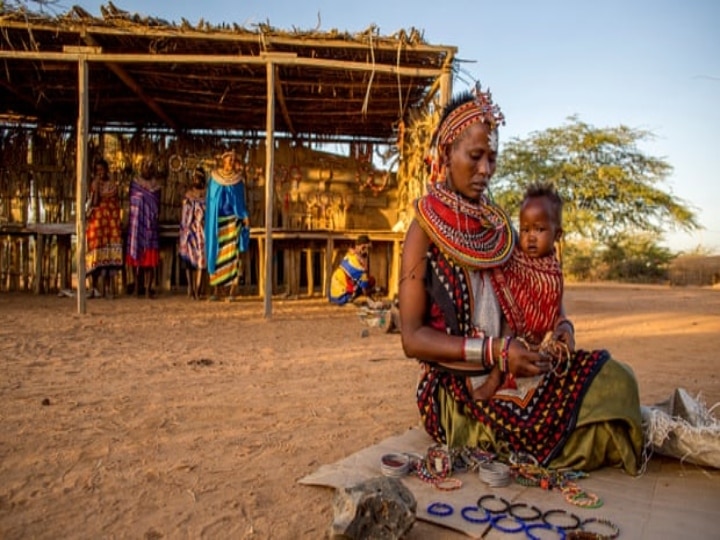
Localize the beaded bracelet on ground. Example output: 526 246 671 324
413 445 463 490
511 463 602 509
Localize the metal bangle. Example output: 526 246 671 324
463 336 486 363
508 502 542 522
477 494 510 515
542 509 581 531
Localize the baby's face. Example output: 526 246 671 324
518 197 560 259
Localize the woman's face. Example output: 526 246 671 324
222 154 235 173
140 161 155 179
445 121 497 201
94 164 108 180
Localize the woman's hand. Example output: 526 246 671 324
506 339 549 377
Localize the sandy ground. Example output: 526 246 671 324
1 283 719 539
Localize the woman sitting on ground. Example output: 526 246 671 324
398 85 643 474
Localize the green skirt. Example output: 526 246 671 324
436 358 644 474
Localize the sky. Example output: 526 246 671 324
55 0 720 253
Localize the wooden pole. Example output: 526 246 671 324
263 61 276 318
75 53 90 314
324 236 334 299
439 66 452 109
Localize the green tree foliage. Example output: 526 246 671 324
492 117 699 243
600 233 675 283
563 234 675 284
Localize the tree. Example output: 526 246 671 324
492 117 700 244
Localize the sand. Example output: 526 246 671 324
1 283 719 539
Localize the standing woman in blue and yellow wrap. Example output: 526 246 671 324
398 85 643 474
205 150 250 301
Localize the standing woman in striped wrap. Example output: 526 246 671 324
205 150 250 301
399 85 643 474
126 158 161 298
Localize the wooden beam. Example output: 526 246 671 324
0 50 447 78
81 35 179 130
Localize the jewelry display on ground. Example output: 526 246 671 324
380 443 618 537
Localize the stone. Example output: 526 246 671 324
330 476 416 539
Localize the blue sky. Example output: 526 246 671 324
63 0 720 253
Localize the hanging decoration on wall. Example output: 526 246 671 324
168 154 184 174
356 164 390 196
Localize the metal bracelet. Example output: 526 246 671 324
463 336 486 363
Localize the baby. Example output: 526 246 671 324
473 182 566 400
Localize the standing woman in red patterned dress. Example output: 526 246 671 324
85 158 123 299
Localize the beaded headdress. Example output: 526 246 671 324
427 82 505 184
435 82 505 148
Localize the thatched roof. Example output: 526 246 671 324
0 3 456 142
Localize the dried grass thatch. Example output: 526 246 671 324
0 2 456 141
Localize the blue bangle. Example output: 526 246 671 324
490 515 525 534
460 505 490 524
426 502 453 517
526 522 567 540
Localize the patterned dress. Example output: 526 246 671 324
412 183 643 473
85 180 123 274
126 178 161 268
491 249 563 346
179 189 206 270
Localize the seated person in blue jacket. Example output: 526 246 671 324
329 234 375 305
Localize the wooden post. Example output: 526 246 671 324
34 233 44 294
388 238 401 299
257 235 266 298
324 236 334 299
439 66 452 110
263 62 276 317
305 248 314 297
75 52 90 314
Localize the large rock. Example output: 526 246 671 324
330 476 416 539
